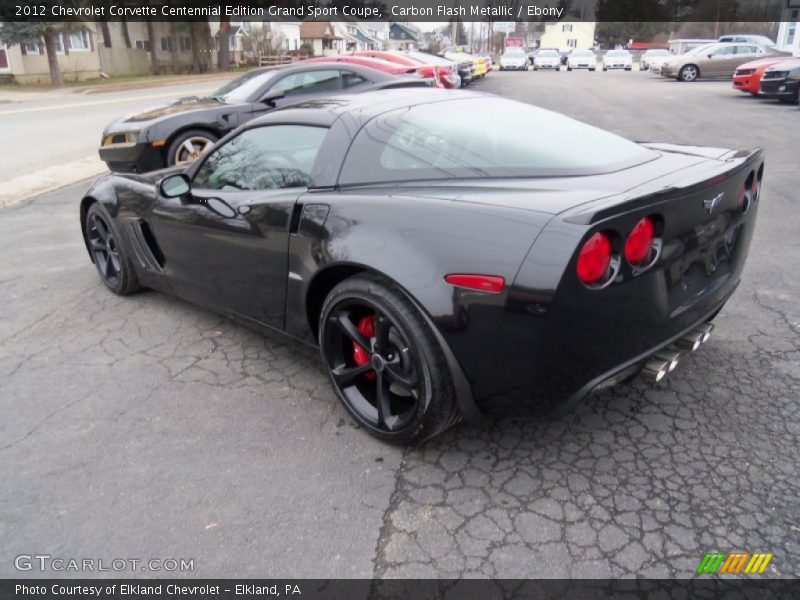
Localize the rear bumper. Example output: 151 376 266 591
98 142 165 173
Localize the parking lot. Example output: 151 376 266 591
1 69 799 578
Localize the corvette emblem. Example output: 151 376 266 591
703 192 725 214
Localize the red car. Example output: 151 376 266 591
299 56 426 80
354 50 454 88
733 57 789 95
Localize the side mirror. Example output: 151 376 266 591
160 174 191 198
261 89 285 106
707 53 714 59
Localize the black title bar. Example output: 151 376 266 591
0 0 789 22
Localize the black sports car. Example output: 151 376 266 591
81 90 763 443
759 59 800 103
98 63 429 174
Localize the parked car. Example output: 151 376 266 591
759 59 800 103
640 49 671 70
660 42 786 82
732 57 791 95
566 49 597 71
718 34 776 46
353 50 455 88
602 49 633 71
533 49 562 70
442 47 487 79
81 88 764 443
98 63 429 173
402 50 463 88
499 47 528 70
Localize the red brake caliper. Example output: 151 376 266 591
353 315 376 381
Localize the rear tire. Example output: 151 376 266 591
319 274 459 444
85 203 140 296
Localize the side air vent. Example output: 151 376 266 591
124 220 165 272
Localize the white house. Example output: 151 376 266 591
776 1 800 53
539 18 596 52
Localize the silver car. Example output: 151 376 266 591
660 42 777 81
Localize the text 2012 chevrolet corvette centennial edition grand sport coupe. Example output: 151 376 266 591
80 90 763 443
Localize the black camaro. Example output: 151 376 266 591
81 90 763 443
98 63 429 174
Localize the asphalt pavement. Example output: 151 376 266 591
1 70 798 578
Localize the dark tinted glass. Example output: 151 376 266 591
194 125 327 191
271 70 341 96
339 98 655 185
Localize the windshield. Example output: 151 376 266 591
339 97 656 185
572 50 594 57
538 50 559 57
606 50 630 57
646 49 670 55
211 69 278 103
503 48 525 57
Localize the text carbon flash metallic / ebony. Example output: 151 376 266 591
80 89 764 444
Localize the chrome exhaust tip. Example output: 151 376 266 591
675 331 704 352
653 350 681 373
641 358 671 383
695 323 714 344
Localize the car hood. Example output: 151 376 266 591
102 96 236 134
766 58 800 72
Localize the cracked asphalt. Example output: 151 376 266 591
1 71 798 579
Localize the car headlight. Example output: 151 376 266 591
102 131 140 147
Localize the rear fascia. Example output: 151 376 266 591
473 148 764 413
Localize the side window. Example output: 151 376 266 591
342 71 368 88
713 46 734 56
269 70 341 97
193 125 327 191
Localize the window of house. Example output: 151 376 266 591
0 45 9 70
786 26 796 46
135 39 150 51
21 38 41 54
180 37 192 52
791 9 799 19
322 39 333 50
68 29 91 51
161 37 172 52
53 34 64 53
562 24 573 33
567 39 577 48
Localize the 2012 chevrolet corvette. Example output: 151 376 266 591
80 90 763 443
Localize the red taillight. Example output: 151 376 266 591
445 274 505 293
738 184 747 210
624 217 655 265
576 232 612 284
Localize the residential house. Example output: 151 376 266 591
386 23 419 51
777 1 800 53
539 18 596 52
0 24 101 84
300 21 343 56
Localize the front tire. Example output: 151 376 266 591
678 64 699 82
319 274 459 444
85 203 140 296
166 129 218 166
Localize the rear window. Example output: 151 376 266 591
338 97 656 185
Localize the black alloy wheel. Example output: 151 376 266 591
85 204 140 295
320 274 458 444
